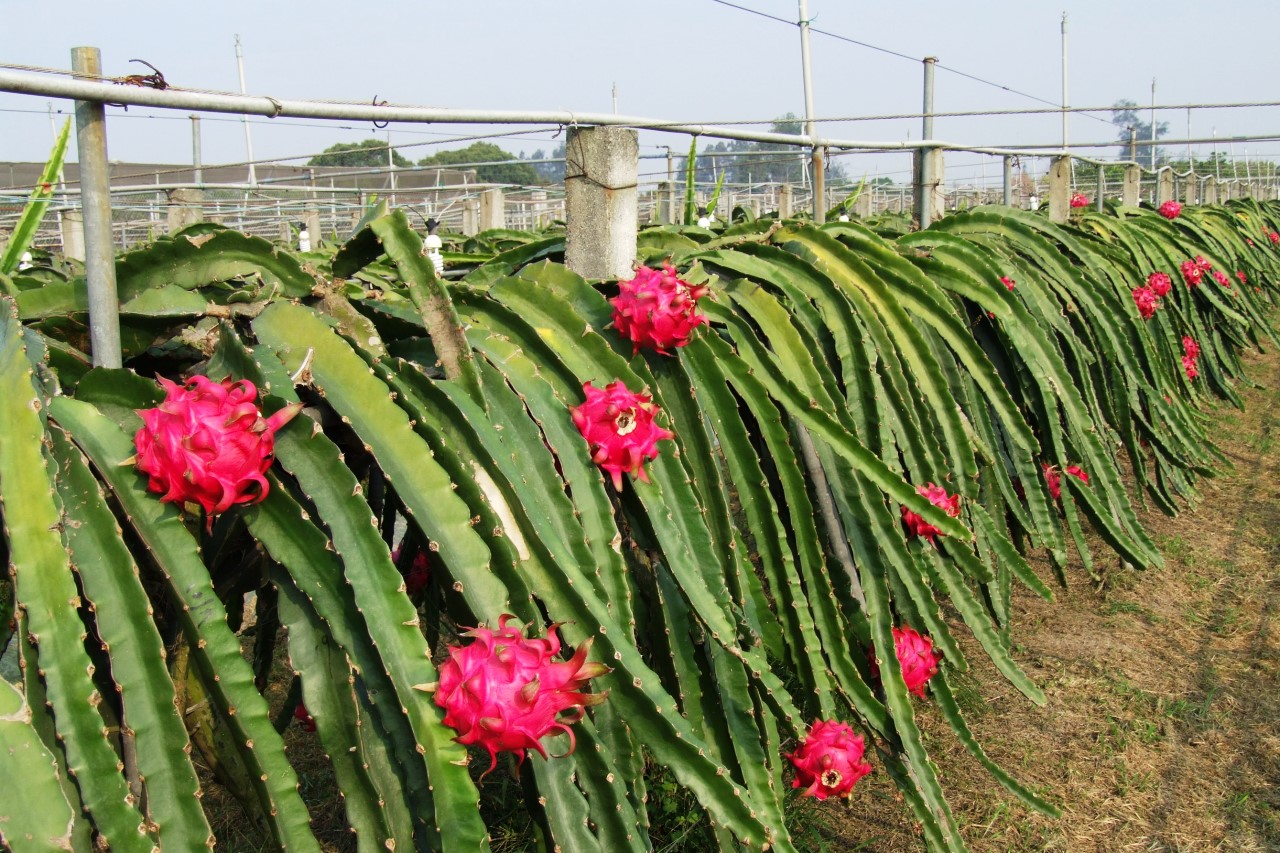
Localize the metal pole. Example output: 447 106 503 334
798 0 824 220
917 57 937 229
1149 78 1157 169
191 114 203 186
235 35 256 186
1061 13 1069 151
1213 128 1221 180
1002 156 1013 206
70 47 121 369
1186 107 1192 167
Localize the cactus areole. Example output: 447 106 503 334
610 262 709 354
571 380 673 490
786 720 873 800
133 376 301 527
433 616 609 775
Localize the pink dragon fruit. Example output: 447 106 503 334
1212 270 1231 288
1069 192 1090 208
294 704 317 733
1147 272 1172 297
1195 256 1213 273
900 483 961 545
610 262 709 354
1270 231 1279 245
1237 270 1248 285
1182 336 1201 360
870 626 941 698
1157 200 1182 219
786 720 873 800
434 615 609 775
133 376 301 527
1131 286 1159 320
571 381 673 490
1000 275 1016 291
1182 355 1200 380
1180 259 1204 288
1043 463 1090 500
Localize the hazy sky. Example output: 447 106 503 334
3 0 1279 187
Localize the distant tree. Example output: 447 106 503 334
418 142 541 185
1111 100 1168 169
309 139 411 168
528 144 566 184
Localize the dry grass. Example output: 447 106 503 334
825 344 1280 852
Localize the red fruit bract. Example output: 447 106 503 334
786 720 872 800
1069 192 1090 208
435 616 609 776
571 381 673 490
133 376 301 527
1131 286 1159 319
901 483 960 545
1158 200 1182 219
1147 272 1172 297
610 262 709 354
1000 275 1016 291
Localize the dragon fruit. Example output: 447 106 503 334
1237 270 1248 285
393 545 432 598
1043 463 1090 500
900 483 961 545
870 626 941 698
1157 200 1182 219
294 704 317 732
1147 272 1172 297
434 615 609 775
1182 355 1200 380
1069 192 1090 208
786 720 873 800
610 262 709 354
1000 275 1016 291
1182 336 1201 360
570 381 673 490
133 376 301 527
1131 286 1159 320
1180 259 1204 288
1212 270 1231 288
1270 231 1279 245
1182 336 1201 380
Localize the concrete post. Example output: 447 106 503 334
1203 177 1218 204
854 190 872 218
778 185 794 219
564 126 638 280
925 150 945 222
479 188 506 231
1156 169 1174 205
1047 156 1070 223
165 188 204 234
303 204 321 243
1182 173 1196 205
1002 156 1013 206
1096 165 1105 212
1122 165 1141 207
461 198 481 236
61 209 86 261
657 182 673 224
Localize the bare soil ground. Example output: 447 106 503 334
824 344 1280 852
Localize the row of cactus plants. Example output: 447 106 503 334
1 147 1278 850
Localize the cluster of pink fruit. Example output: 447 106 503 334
1131 271 1173 320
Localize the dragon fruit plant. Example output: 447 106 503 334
433 616 610 775
571 380 673 489
786 720 873 800
132 376 301 528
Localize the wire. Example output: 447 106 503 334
707 0 1112 125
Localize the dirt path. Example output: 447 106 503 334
827 344 1280 852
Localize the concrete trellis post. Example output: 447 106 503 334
479 188 505 231
564 125 638 281
1182 173 1196 205
854 190 872 218
165 188 204 233
1203 177 1218 204
778 184 794 219
461 198 480 236
1046 156 1070 224
61 209 85 261
1122 165 1141 207
303 204 321 243
1157 169 1174 205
